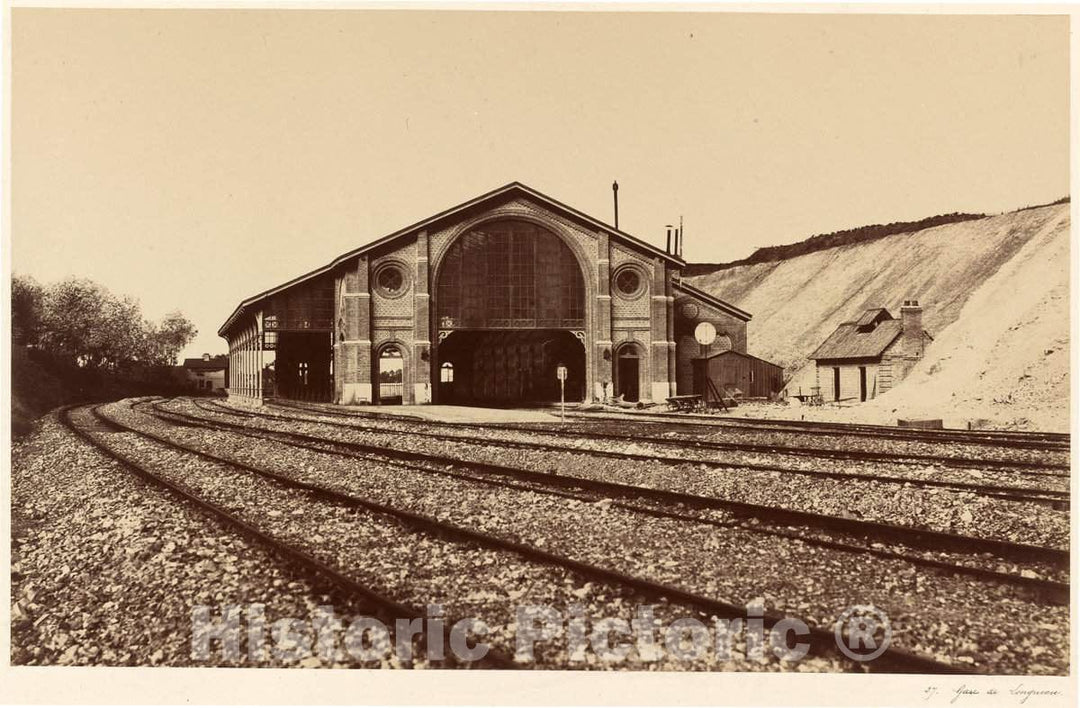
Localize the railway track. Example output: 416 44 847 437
149 400 1070 583
267 399 1070 475
188 399 1069 508
268 398 1070 450
95 399 1047 673
564 409 1071 450
59 402 513 670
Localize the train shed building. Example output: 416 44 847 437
219 182 752 407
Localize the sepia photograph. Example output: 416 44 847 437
1 2 1076 706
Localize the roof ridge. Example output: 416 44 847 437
219 182 687 336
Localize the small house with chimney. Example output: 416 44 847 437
808 300 931 403
182 353 229 393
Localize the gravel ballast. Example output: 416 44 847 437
60 404 858 672
168 400 1069 549
111 400 1069 674
11 411 395 668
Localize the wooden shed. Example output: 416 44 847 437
691 350 785 402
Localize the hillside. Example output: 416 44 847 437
687 202 1070 431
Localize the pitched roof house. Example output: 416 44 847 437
809 300 931 402
182 353 228 393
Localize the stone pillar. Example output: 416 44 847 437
239 329 246 398
245 323 253 399
333 274 344 403
666 268 677 396
339 256 373 404
255 310 264 402
649 258 670 403
413 231 432 404
594 231 613 402
248 323 255 398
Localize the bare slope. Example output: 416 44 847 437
687 203 1070 431
864 208 1070 431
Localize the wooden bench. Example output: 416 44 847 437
666 394 703 412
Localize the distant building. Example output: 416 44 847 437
182 353 228 393
808 300 931 402
692 350 785 401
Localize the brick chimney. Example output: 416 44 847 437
900 299 924 358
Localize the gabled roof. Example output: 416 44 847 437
703 349 783 368
810 316 904 361
219 182 688 336
674 280 752 322
183 357 228 371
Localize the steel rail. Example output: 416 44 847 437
191 399 1069 504
104 402 978 674
264 399 1070 474
59 404 513 670
269 398 1071 449
154 401 1070 568
142 401 1070 604
564 410 1071 449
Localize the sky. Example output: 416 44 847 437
10 9 1070 360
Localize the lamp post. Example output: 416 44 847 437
556 362 568 423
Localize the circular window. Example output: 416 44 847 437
374 263 408 298
613 266 645 299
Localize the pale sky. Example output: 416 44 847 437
11 9 1070 360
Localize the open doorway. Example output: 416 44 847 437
378 345 404 404
615 343 643 403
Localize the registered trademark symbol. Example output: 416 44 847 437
835 605 892 662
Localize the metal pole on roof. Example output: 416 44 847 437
612 181 620 230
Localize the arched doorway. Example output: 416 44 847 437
433 219 588 406
377 344 404 404
614 342 645 403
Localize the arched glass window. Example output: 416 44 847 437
440 362 455 383
436 220 585 329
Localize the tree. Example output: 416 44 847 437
37 277 144 370
29 276 196 370
144 311 198 366
12 274 200 424
11 274 44 346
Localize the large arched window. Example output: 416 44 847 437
436 220 585 330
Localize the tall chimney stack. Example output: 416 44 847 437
666 225 673 254
612 181 619 230
900 299 925 358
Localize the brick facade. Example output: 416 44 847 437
221 183 752 406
